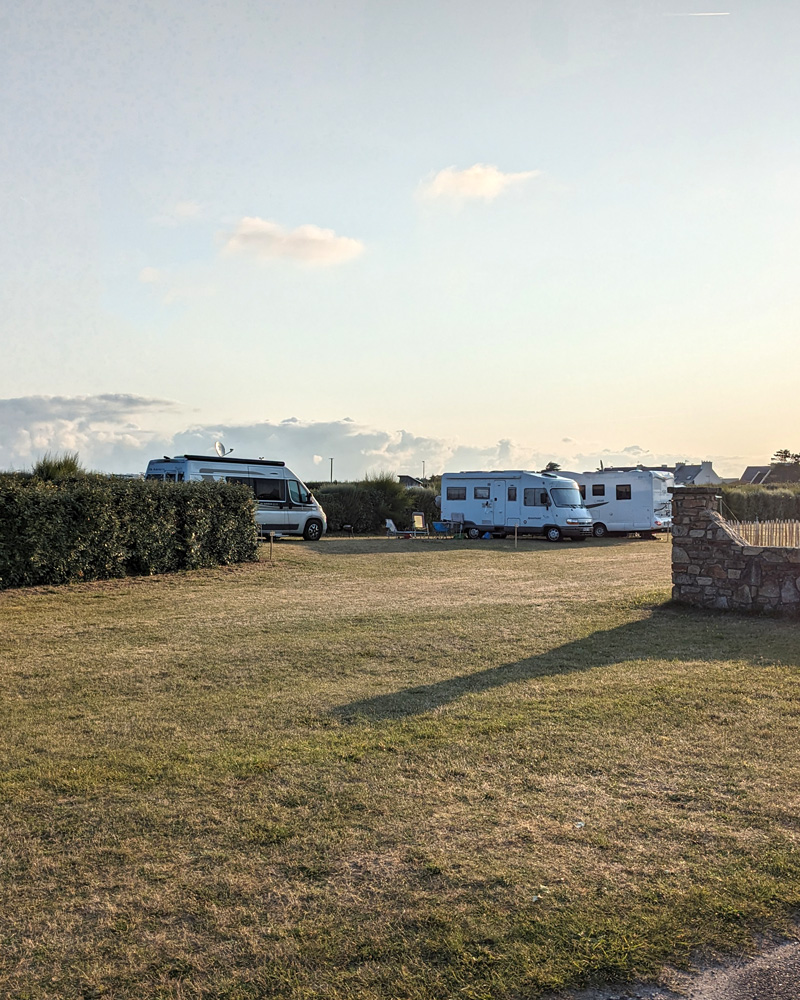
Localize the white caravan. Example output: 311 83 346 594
559 469 673 538
439 470 594 541
144 454 327 540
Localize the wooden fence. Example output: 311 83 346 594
729 519 800 548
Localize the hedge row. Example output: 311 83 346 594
0 476 259 589
720 484 800 522
312 483 439 533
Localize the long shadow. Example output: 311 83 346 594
332 605 800 721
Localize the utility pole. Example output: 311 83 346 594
422 460 426 481
329 457 334 483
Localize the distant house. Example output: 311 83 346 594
673 461 723 486
739 466 772 485
398 475 424 489
597 461 723 485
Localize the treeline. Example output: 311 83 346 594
720 484 800 521
0 475 258 590
309 474 439 533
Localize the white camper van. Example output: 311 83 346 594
439 470 593 541
560 468 673 538
144 454 327 540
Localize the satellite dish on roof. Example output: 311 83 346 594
214 442 233 458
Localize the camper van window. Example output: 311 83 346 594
145 473 163 481
446 487 467 501
507 486 517 502
616 484 632 500
288 480 308 504
253 479 286 502
474 487 490 500
578 485 586 499
523 489 548 506
551 487 583 507
164 473 177 482
592 484 605 497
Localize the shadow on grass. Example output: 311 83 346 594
332 605 800 721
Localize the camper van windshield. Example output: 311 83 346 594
551 487 585 508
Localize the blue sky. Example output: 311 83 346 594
2 1 798 477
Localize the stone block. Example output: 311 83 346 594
781 580 800 604
696 577 713 586
712 596 729 609
672 525 688 537
672 546 689 564
689 529 706 537
727 569 742 579
758 582 780 600
743 546 765 557
734 585 752 605
687 565 700 574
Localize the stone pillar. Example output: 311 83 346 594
669 486 800 615
670 486 726 607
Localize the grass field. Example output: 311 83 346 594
1 536 799 999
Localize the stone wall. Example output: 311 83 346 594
670 486 800 616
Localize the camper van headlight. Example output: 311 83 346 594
566 518 586 525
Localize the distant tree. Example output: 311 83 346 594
772 448 793 465
792 454 800 466
542 461 561 472
32 451 85 480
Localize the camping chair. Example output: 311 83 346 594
386 518 401 537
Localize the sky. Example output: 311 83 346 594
2 0 799 480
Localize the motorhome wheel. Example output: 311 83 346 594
592 523 607 538
303 519 323 541
466 527 481 539
545 526 561 542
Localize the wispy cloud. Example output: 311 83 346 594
151 200 203 226
223 217 364 266
664 12 730 16
139 266 162 284
418 164 541 202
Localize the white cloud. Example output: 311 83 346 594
418 164 541 202
139 266 162 284
223 217 364 266
0 397 754 480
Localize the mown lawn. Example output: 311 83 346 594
1 536 799 999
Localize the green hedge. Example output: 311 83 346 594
0 476 258 589
720 484 800 521
312 482 440 533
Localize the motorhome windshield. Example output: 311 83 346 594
551 487 585 508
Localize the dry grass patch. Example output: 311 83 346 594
1 537 799 998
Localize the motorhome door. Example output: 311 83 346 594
492 481 506 524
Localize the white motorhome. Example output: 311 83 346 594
560 468 673 538
439 470 593 541
144 454 327 541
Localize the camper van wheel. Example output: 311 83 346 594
545 526 562 543
592 523 607 538
466 527 481 540
303 519 323 541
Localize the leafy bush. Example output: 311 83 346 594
313 478 440 533
721 484 800 521
0 476 258 590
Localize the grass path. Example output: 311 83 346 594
1 537 799 998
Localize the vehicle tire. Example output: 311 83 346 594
592 523 607 538
545 526 561 542
466 527 481 539
303 519 323 541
